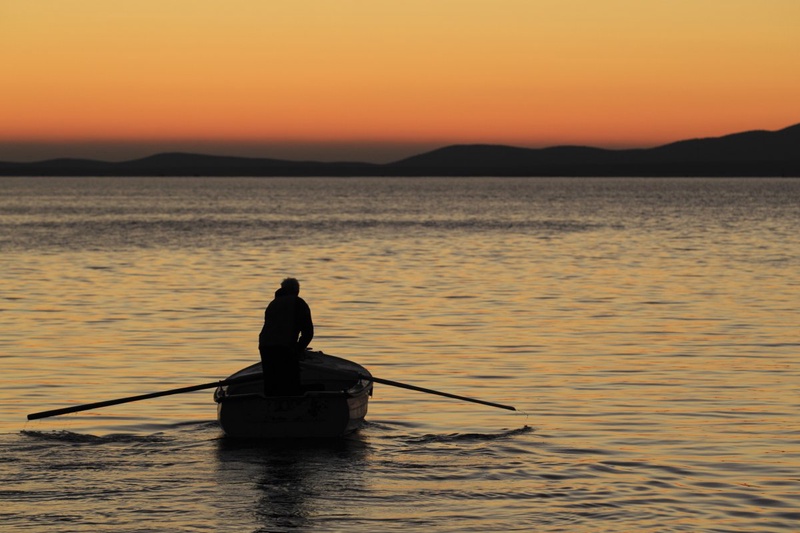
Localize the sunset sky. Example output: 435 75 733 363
2 1 799 162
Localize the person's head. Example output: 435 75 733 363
280 277 300 295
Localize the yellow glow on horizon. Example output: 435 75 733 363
2 0 799 154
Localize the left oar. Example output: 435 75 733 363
27 375 261 421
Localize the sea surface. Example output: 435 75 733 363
1 176 798 532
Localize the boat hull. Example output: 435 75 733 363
215 351 372 439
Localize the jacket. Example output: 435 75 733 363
258 288 314 352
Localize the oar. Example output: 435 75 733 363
299 361 516 412
26 375 262 421
364 374 516 411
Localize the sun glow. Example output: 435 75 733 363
2 0 799 161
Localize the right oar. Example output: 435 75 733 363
300 361 515 411
363 374 516 411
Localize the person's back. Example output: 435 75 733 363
259 288 312 349
258 278 313 395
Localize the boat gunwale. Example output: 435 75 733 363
215 379 372 404
214 351 373 404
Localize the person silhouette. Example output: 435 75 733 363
258 278 314 395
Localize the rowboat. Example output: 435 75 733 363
213 350 373 439
28 350 514 430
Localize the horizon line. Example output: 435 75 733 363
2 120 798 164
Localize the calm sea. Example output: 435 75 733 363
1 177 798 532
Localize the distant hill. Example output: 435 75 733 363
2 123 799 176
390 123 800 176
0 152 379 177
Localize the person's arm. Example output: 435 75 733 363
297 301 314 352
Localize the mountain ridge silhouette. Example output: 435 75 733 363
2 123 798 176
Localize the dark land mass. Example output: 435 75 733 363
2 123 799 177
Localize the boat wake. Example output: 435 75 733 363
20 429 169 444
404 425 533 445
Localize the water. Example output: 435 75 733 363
1 177 798 532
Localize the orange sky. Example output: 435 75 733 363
2 0 799 162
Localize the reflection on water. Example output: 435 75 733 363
1 177 799 531
216 436 370 531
